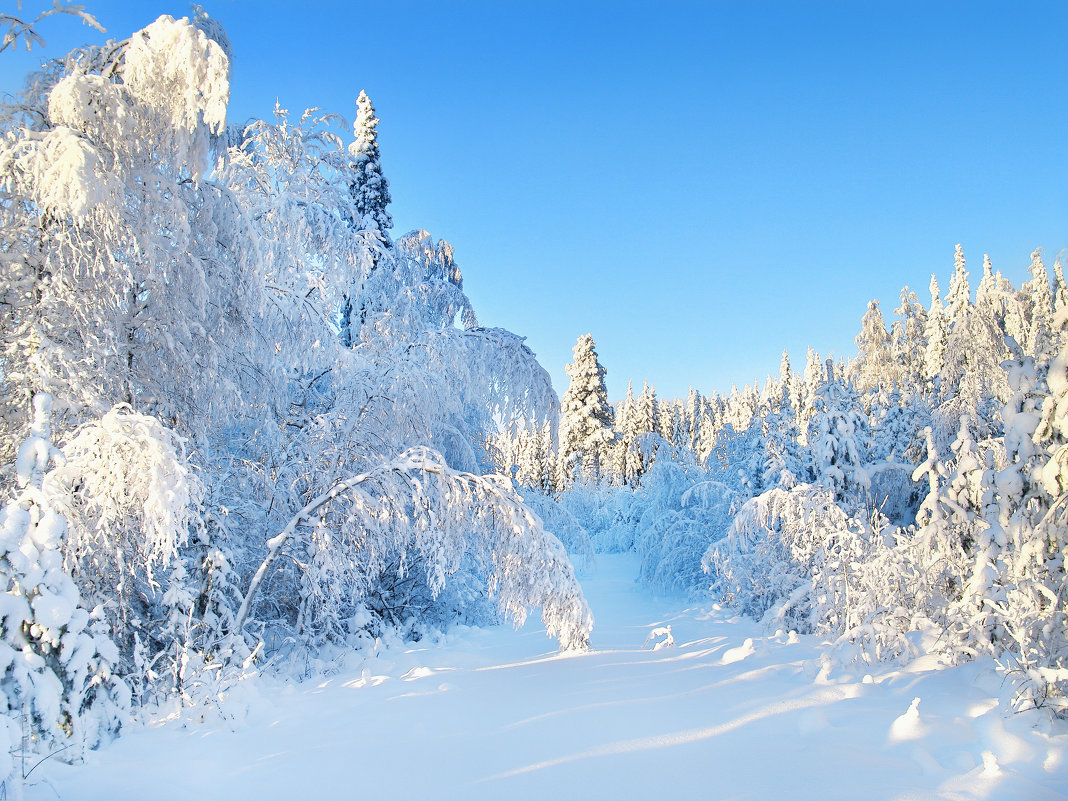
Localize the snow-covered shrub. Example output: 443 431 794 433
635 461 737 595
703 482 852 632
236 448 593 652
44 406 203 673
0 395 128 790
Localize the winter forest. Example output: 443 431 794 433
0 7 1065 800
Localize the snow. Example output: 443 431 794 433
29 553 1068 801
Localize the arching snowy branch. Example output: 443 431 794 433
236 447 592 651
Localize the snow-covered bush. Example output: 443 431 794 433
634 461 736 595
704 482 852 632
518 490 594 570
236 448 593 652
0 395 128 790
42 406 203 686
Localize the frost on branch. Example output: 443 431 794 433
238 447 593 652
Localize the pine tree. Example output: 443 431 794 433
558 334 615 486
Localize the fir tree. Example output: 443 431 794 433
348 90 393 236
341 90 394 346
891 285 928 396
558 334 615 486
924 275 948 387
945 243 971 329
853 299 893 393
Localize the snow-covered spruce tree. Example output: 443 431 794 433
924 275 948 390
759 385 805 491
942 414 1005 660
610 381 637 485
797 347 825 435
340 89 394 345
1054 259 1068 317
891 285 929 398
1025 248 1056 366
0 395 127 787
852 299 895 394
348 89 392 237
806 361 870 513
558 334 615 487
997 307 1068 714
933 245 1010 444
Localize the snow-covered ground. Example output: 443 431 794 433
31 554 1068 800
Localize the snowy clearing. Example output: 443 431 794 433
31 554 1067 801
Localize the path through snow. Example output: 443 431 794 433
32 554 1068 800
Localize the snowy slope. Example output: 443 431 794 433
31 554 1067 800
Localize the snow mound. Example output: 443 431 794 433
720 637 756 665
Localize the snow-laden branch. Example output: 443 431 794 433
236 447 592 650
0 2 103 54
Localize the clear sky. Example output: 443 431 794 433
3 1 1066 401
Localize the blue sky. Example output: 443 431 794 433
3 1 1066 400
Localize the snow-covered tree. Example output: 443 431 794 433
339 89 394 345
0 395 127 789
235 447 593 651
1025 249 1055 364
891 285 928 396
853 299 894 393
0 14 252 446
945 243 971 329
924 275 949 387
998 309 1068 713
348 89 392 236
806 362 870 511
558 334 615 486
